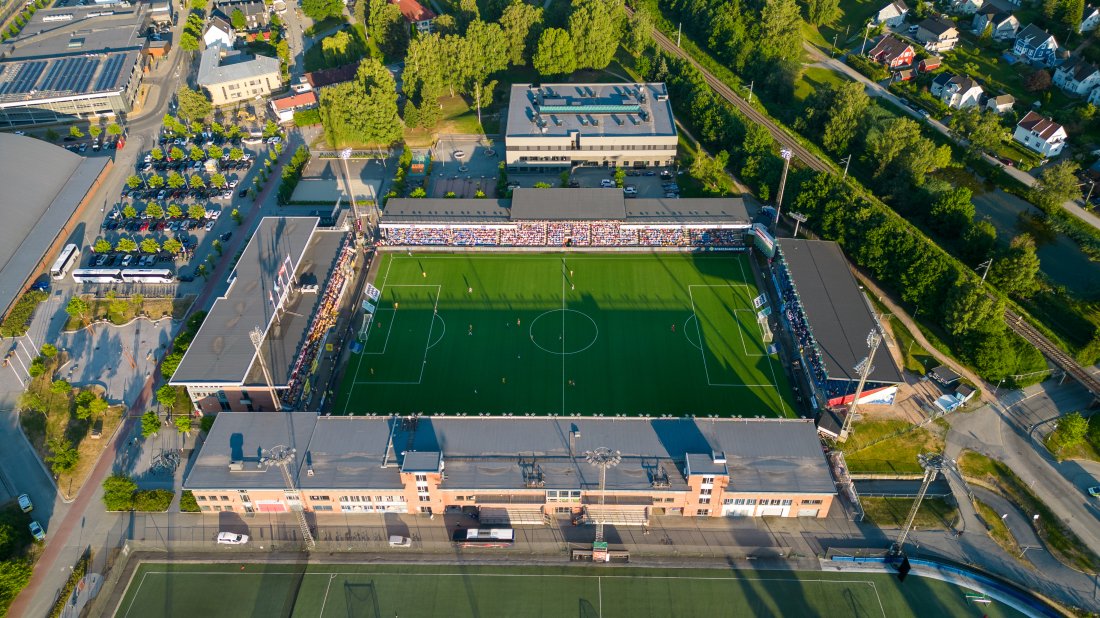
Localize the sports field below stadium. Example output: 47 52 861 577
114 562 1028 617
334 252 795 417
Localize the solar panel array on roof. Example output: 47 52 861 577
0 62 45 95
94 54 126 91
40 57 99 93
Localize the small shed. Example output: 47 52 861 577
929 365 961 386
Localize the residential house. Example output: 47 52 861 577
392 0 435 33
918 57 942 72
1081 4 1100 32
916 17 960 52
985 93 1014 113
867 35 915 69
894 69 914 82
1014 24 1058 64
932 74 984 108
204 16 234 49
874 0 909 27
197 42 282 106
950 0 984 15
972 6 1019 40
1013 111 1067 157
214 0 269 30
1090 86 1100 106
270 90 318 123
1054 56 1100 96
145 39 171 60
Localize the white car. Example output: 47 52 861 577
388 535 411 547
209 210 221 220
228 180 238 188
17 494 32 513
217 532 249 545
205 220 215 231
600 179 614 188
29 521 44 541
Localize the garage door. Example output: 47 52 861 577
757 506 787 517
722 506 753 517
797 509 819 517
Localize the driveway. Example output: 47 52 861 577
428 136 501 198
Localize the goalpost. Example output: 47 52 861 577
756 309 773 344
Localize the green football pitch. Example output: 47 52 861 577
114 563 1029 618
334 252 795 417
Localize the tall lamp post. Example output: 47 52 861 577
339 147 362 235
892 454 944 554
585 447 621 561
773 149 794 232
840 328 882 441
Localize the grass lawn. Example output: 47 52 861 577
861 496 959 529
973 497 1025 562
334 252 795 417
813 0 883 49
793 67 852 103
837 419 946 474
959 450 1100 573
114 562 1030 618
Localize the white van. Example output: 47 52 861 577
216 532 249 545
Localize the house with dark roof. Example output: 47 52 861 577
1080 4 1100 32
874 0 909 27
1014 24 1058 64
214 0 269 30
1054 56 1100 96
867 35 915 69
985 93 1014 113
391 0 435 33
972 6 1019 39
1013 111 1067 157
204 15 234 48
950 0 985 14
931 74 984 108
916 16 960 51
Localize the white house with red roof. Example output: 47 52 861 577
392 0 436 33
1013 111 1067 157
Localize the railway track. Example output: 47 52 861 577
638 11 1099 399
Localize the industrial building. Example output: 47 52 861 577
504 83 678 171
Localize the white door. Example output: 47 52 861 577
797 509 819 517
757 506 787 517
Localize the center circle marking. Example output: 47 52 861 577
528 309 599 355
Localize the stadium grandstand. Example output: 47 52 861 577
379 188 751 248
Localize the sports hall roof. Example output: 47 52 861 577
506 83 676 139
776 239 902 385
186 415 836 496
381 198 511 225
0 134 107 319
625 198 750 226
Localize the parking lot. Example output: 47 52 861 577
428 136 501 198
505 166 683 198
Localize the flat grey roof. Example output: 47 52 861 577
0 134 107 318
198 42 280 86
506 83 676 139
184 412 318 490
186 415 835 496
0 50 141 104
3 5 147 60
510 188 626 220
625 198 750 226
381 198 511 226
777 239 902 384
171 217 320 385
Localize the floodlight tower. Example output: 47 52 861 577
585 447 622 550
250 326 281 411
339 147 363 235
839 329 882 441
892 453 944 555
772 149 794 232
258 444 315 550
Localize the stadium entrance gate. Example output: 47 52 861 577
722 505 753 517
584 506 649 526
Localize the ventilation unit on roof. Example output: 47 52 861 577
578 116 588 126
551 115 562 126
590 116 598 126
656 94 668 102
640 111 649 122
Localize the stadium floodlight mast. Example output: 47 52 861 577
258 444 315 550
585 447 622 548
249 326 282 412
339 147 363 234
790 212 808 237
892 453 944 555
839 329 882 441
772 149 794 232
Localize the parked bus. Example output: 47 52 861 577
50 244 80 280
71 268 122 283
452 528 515 548
120 269 174 284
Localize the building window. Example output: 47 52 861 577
699 488 712 496
696 509 710 516
314 505 333 511
781 499 792 506
769 499 782 506
415 474 428 482
802 499 823 505
309 495 330 502
702 476 714 485
698 497 710 505
554 506 572 514
201 505 211 511
214 505 223 511
419 495 430 502
417 485 429 494
221 496 230 501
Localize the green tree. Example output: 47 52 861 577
928 187 975 236
65 297 89 324
989 234 1041 297
231 8 246 29
943 276 1002 336
1053 412 1089 450
140 238 160 254
188 145 205 162
457 0 480 30
321 30 362 66
569 0 623 70
189 174 205 188
207 145 223 160
533 27 576 76
212 239 223 255
39 343 57 358
231 208 242 224
88 125 102 140
87 396 108 419
166 172 185 189
115 237 138 253
623 6 653 56
500 0 543 65
93 238 113 254
169 146 185 161
50 379 70 395
123 204 138 219
46 437 78 476
950 107 1009 155
229 147 244 161
148 174 165 189
210 172 227 188
163 238 183 255
319 58 403 147
106 122 123 136
145 203 164 218
102 473 136 511
756 0 803 64
175 415 193 434
68 125 84 139
960 219 997 264
804 0 840 25
167 204 184 218
302 0 342 20
141 410 160 438
176 86 212 123
156 384 178 409
689 150 735 195
1031 161 1082 211
803 81 869 154
126 175 143 189
150 147 164 161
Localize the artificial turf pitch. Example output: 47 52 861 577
115 563 1027 618
334 252 795 417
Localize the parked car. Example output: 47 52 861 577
28 521 44 541
205 220 215 231
17 494 32 513
216 532 249 545
388 536 412 548
220 231 232 242
1088 486 1100 498
121 254 133 267
623 185 638 196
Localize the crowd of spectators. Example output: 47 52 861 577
775 262 829 391
285 234 355 406
378 222 748 248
